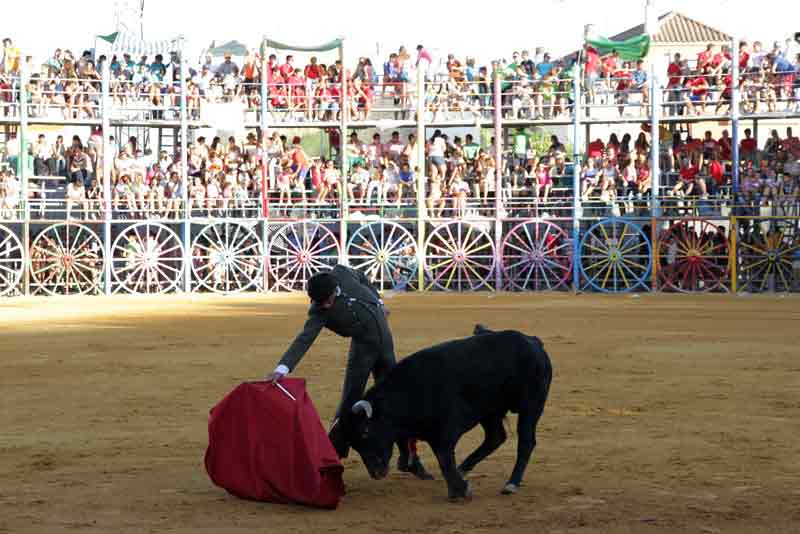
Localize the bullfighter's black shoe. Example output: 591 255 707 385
398 454 434 480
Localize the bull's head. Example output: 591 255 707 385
336 398 395 480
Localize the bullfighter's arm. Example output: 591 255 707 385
275 311 326 374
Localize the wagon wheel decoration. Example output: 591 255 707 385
0 225 24 297
191 222 263 293
501 220 572 291
424 221 496 291
657 220 729 293
268 222 341 292
29 223 104 295
347 221 418 291
737 220 800 293
579 218 651 293
111 223 184 294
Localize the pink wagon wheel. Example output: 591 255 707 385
268 222 341 292
501 220 572 291
423 221 496 291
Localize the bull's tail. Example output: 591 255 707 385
473 324 493 336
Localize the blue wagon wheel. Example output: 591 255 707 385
579 218 651 292
347 221 418 291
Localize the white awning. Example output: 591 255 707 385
110 31 181 57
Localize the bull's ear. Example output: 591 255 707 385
351 400 373 419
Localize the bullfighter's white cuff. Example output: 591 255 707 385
274 364 290 376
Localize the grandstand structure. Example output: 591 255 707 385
0 24 799 298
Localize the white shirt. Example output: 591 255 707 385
430 137 446 158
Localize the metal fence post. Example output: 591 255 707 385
18 64 30 296
179 38 190 293
731 33 740 196
572 54 582 293
339 39 348 266
101 61 113 295
416 68 426 291
493 73 503 291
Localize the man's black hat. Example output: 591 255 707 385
307 271 337 303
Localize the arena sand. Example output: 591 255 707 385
1 293 799 534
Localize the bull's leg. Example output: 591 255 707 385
503 390 548 495
433 446 472 502
457 416 506 475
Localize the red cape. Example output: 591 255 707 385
204 379 345 509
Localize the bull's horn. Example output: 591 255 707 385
352 400 373 419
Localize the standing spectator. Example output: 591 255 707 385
666 53 684 116
740 128 758 163
2 38 20 75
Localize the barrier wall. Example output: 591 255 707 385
2 216 797 296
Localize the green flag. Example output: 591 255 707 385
586 34 650 61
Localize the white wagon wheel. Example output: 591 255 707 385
191 222 263 293
0 225 24 297
111 223 184 294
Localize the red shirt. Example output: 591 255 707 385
615 70 631 91
585 46 599 74
740 138 757 154
588 141 605 159
667 62 682 87
279 63 294 79
710 53 723 68
709 160 725 185
602 56 617 74
689 76 708 96
304 64 324 80
738 51 749 71
680 165 699 182
697 51 712 68
718 137 732 160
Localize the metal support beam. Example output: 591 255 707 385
572 56 583 293
415 68 426 291
101 61 113 295
493 73 503 291
650 62 661 217
179 39 190 293
731 33 740 195
19 64 30 296
339 40 348 266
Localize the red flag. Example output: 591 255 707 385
205 379 345 509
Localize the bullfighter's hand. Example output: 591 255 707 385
265 371 285 384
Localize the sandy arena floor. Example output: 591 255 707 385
1 292 799 534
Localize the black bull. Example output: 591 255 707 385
330 325 552 501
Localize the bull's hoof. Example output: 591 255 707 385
448 482 473 503
500 482 520 495
398 455 434 480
